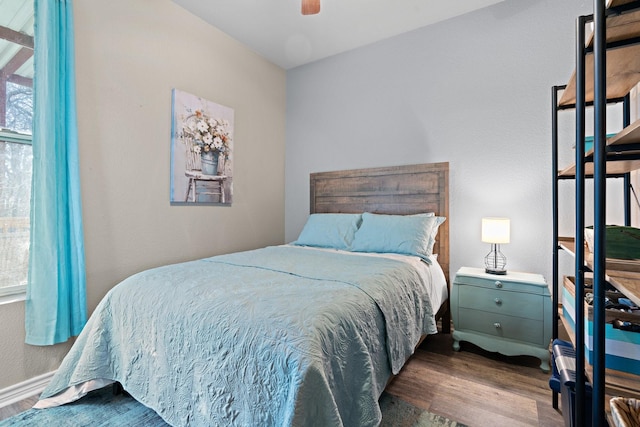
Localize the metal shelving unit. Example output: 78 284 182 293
551 1 640 425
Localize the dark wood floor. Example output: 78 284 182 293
0 328 565 426
0 393 38 421
387 331 564 427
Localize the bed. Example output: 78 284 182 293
34 162 450 427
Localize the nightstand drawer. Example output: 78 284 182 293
454 275 546 295
458 286 543 320
457 308 544 345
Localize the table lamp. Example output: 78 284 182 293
482 217 510 275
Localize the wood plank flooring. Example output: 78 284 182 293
0 329 565 426
0 394 38 421
387 330 565 427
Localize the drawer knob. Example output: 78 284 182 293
494 322 502 329
495 281 503 288
494 298 502 305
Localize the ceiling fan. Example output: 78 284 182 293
302 0 320 15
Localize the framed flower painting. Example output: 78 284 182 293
170 89 234 205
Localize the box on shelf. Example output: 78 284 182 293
584 226 640 260
577 134 616 154
562 276 640 375
584 136 595 153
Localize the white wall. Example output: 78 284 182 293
285 0 596 283
0 0 286 390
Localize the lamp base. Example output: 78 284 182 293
485 268 507 275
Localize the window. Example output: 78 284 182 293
0 0 34 298
0 130 32 297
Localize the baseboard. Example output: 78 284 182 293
0 371 55 408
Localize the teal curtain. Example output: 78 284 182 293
26 0 87 345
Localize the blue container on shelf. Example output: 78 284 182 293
580 134 615 153
549 339 593 427
584 136 594 153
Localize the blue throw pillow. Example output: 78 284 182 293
293 213 363 250
350 212 445 262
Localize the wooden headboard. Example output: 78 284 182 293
309 162 450 284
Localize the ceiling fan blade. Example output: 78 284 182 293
301 0 320 15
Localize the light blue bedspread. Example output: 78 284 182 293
39 246 437 426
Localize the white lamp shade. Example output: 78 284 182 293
482 218 510 244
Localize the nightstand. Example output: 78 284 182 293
451 267 552 372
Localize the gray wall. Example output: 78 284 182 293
286 0 597 282
0 0 286 390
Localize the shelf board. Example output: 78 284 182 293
609 0 640 8
558 159 640 176
584 255 640 307
557 119 640 176
558 237 576 256
609 116 640 147
601 3 640 45
558 236 640 306
607 273 640 306
559 7 640 107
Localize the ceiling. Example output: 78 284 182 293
0 0 33 81
172 0 506 70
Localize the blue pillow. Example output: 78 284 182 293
293 213 363 250
350 212 445 262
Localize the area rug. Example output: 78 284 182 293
0 387 466 426
379 392 467 427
